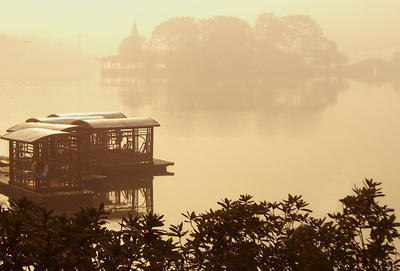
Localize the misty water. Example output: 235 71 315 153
0 76 399 226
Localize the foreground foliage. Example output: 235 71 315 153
0 179 399 270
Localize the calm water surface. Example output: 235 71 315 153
1 76 399 226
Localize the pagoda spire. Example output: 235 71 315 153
131 21 138 36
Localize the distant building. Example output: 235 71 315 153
97 22 165 86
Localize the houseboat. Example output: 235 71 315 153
0 112 173 213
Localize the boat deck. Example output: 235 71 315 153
92 158 174 176
0 157 173 204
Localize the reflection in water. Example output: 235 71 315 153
118 76 345 138
115 76 400 227
118 76 345 113
0 168 160 219
89 175 155 218
0 77 399 229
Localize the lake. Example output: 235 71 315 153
1 75 399 227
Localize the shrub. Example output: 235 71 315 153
0 179 398 270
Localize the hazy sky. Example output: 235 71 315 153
2 0 399 59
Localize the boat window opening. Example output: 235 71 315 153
16 142 34 159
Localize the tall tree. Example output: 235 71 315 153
199 16 256 75
253 12 295 73
282 15 348 67
254 12 286 47
149 17 200 56
148 17 202 74
254 13 348 68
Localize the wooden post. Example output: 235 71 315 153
9 140 14 182
33 142 39 190
150 127 154 163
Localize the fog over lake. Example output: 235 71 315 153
1 77 399 225
0 1 400 226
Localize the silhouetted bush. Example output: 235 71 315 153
0 179 399 270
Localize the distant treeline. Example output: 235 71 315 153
2 12 399 86
0 33 96 85
111 14 348 77
108 13 400 82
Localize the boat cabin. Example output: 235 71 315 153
1 112 169 192
70 117 159 172
1 128 83 191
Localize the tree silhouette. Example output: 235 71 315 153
198 16 256 75
1 179 399 270
149 17 200 55
254 13 348 68
144 13 348 76
149 17 202 75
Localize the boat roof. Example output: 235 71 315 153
7 122 78 132
71 117 160 129
3 113 159 141
47 112 126 119
1 128 70 143
26 116 104 124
